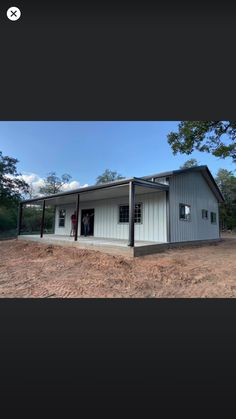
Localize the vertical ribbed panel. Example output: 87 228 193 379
54 191 167 243
169 172 219 242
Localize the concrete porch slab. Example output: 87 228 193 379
18 234 163 257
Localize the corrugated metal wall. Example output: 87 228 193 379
54 191 167 242
169 172 220 242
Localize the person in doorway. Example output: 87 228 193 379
82 213 90 237
70 211 77 237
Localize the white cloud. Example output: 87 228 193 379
18 172 88 197
20 173 45 195
61 180 81 192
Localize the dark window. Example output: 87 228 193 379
135 203 142 223
59 209 66 227
211 212 217 224
202 209 208 219
119 203 142 223
119 205 129 223
179 204 191 221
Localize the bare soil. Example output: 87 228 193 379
0 235 236 298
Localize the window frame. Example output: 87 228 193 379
202 209 208 220
210 211 217 224
179 203 191 221
118 203 143 224
58 208 66 228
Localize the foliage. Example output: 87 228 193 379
215 169 236 230
96 169 125 184
39 172 72 195
0 151 29 236
180 159 200 169
21 205 55 234
0 205 18 232
0 150 29 206
0 229 17 239
168 121 236 162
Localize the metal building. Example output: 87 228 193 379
17 166 224 256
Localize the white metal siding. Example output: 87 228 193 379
169 172 219 242
55 204 75 236
54 192 167 242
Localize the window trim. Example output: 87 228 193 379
210 211 217 224
202 209 208 220
179 203 191 221
118 203 143 224
58 208 66 228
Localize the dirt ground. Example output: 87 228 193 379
0 235 236 298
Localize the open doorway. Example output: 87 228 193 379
80 209 95 236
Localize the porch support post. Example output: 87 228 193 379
128 181 135 247
218 203 221 239
166 190 171 242
40 200 46 238
17 203 23 236
74 193 80 241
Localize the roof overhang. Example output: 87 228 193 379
21 177 169 205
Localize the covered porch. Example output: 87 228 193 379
18 177 169 254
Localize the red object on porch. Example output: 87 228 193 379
71 213 77 224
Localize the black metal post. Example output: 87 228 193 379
218 204 221 239
128 181 135 247
40 200 46 238
74 193 80 241
17 203 23 236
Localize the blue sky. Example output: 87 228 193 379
0 121 235 191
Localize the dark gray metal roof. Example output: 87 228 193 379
142 165 224 203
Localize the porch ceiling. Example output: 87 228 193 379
40 185 130 205
30 183 166 206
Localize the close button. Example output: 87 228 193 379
7 6 21 21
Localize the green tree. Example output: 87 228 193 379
0 151 29 206
96 169 125 184
39 172 72 195
0 206 18 233
21 204 55 234
168 121 236 162
180 159 200 169
215 169 236 230
0 151 29 235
